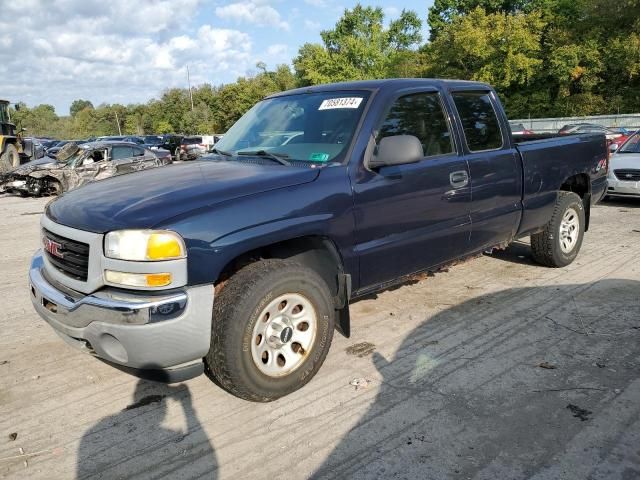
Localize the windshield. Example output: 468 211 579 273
619 132 640 153
64 149 89 167
213 90 370 164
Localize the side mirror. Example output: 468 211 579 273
368 135 424 169
14 104 20 111
609 143 619 153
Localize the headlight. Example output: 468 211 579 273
104 230 186 261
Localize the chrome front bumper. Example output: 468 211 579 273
29 251 213 381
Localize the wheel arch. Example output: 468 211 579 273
215 235 352 337
560 173 591 231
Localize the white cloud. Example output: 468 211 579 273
304 19 322 30
215 1 290 30
266 44 288 56
0 0 262 114
304 0 326 6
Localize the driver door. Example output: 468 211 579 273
110 146 136 174
350 89 471 290
73 149 108 186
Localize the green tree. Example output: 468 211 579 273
294 5 423 85
69 99 94 116
424 8 544 90
427 0 542 40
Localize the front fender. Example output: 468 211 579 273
158 166 357 286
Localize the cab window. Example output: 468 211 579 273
377 92 454 157
452 92 503 151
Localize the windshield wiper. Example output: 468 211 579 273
210 148 233 156
237 150 291 166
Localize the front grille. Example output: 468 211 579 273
43 229 90 281
614 169 640 181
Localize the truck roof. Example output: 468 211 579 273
267 78 493 99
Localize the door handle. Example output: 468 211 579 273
449 170 469 188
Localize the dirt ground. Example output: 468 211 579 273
0 194 639 480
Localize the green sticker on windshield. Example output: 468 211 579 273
309 152 330 162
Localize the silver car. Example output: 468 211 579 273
607 131 640 199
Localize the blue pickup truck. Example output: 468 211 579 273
29 79 608 401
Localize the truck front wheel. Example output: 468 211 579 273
531 191 585 267
205 259 335 401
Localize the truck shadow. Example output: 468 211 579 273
77 377 217 479
486 240 538 266
312 279 640 479
600 196 640 209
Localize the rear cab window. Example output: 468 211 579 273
377 92 454 158
452 92 503 152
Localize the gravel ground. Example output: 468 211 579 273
0 194 639 480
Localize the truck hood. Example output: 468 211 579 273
46 160 320 233
11 157 61 175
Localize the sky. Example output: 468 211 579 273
0 0 433 115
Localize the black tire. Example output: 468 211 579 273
0 143 19 173
531 191 585 267
205 259 335 402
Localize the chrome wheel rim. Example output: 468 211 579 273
559 207 580 253
251 293 317 377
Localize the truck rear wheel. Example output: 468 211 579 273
0 143 19 173
205 259 335 401
531 191 585 267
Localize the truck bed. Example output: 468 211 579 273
514 133 608 237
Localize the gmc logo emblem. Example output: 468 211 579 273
43 237 63 258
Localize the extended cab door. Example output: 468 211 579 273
449 90 523 251
351 89 471 290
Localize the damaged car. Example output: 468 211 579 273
0 141 171 196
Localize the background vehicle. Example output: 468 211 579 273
607 127 634 150
144 134 182 159
96 135 145 145
25 138 45 159
0 100 41 171
29 79 608 402
1 141 171 196
177 135 207 160
509 123 533 135
606 131 640 198
37 138 59 152
559 123 624 141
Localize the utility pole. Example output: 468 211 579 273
114 111 122 135
187 65 194 111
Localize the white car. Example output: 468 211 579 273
607 131 640 198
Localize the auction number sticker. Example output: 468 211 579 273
318 97 363 110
